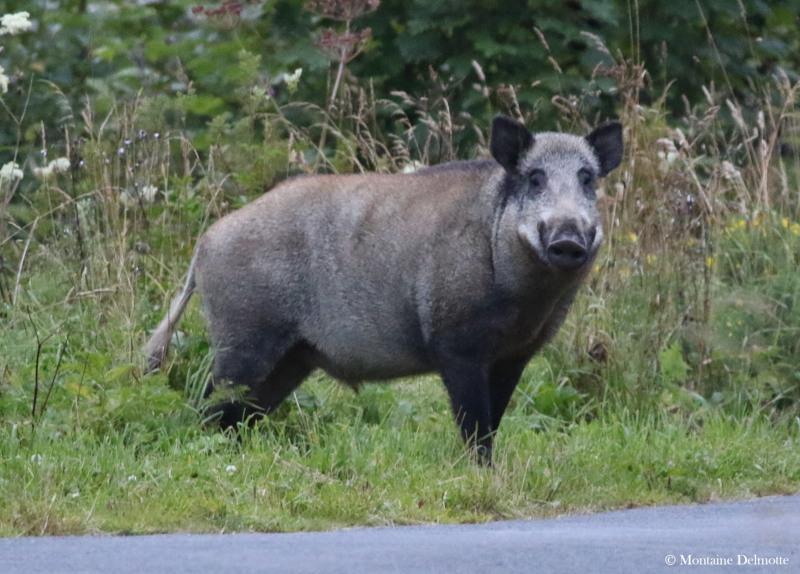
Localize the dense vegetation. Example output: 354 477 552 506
0 1 799 535
3 0 800 162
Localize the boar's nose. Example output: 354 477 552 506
541 223 594 271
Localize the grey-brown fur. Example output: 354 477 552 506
145 116 623 464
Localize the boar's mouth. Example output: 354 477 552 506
539 223 596 271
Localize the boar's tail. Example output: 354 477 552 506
143 252 198 373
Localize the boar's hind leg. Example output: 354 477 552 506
252 341 316 411
440 360 494 464
206 337 314 428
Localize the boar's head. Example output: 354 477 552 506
491 116 623 273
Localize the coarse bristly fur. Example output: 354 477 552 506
144 115 623 465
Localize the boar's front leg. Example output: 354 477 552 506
441 357 528 465
440 359 495 465
488 357 528 434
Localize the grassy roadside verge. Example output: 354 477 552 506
1 371 798 536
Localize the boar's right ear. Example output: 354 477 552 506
586 121 624 177
491 115 533 173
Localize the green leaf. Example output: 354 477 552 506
105 364 137 383
660 343 690 385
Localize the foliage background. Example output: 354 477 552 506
3 0 800 162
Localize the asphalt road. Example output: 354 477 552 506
1 495 798 574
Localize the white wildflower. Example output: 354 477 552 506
655 138 678 170
225 465 237 474
283 68 302 93
33 158 71 180
49 157 71 173
252 85 270 101
141 185 158 203
0 65 8 94
0 161 23 182
119 191 136 208
33 166 53 180
402 160 426 174
120 184 158 207
0 12 32 36
720 160 744 183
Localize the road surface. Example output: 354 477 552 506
1 495 798 573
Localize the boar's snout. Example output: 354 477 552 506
539 221 596 271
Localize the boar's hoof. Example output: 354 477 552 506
471 443 493 467
546 237 589 270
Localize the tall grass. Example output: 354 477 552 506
1 21 799 535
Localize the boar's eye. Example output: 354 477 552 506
579 169 596 196
529 169 547 192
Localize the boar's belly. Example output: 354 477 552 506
311 331 432 384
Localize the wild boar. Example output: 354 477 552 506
145 115 623 464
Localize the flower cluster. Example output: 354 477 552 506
0 161 23 182
306 0 379 66
33 157 71 180
120 184 159 207
282 68 302 93
782 218 800 236
725 216 800 237
191 1 263 27
1 11 32 94
0 11 31 36
314 27 372 64
305 0 379 22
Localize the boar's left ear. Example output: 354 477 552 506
491 115 534 173
586 121 624 177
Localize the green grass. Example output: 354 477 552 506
1 370 797 536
